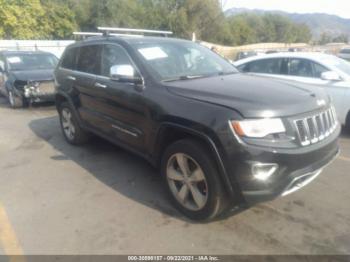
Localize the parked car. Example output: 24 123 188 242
0 51 58 108
338 48 350 61
235 51 257 61
234 52 350 129
55 34 339 221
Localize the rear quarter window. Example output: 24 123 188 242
340 49 350 54
61 47 78 70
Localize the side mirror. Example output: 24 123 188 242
110 64 143 85
321 71 342 81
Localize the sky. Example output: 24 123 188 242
223 0 350 19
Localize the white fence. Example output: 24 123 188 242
0 40 75 58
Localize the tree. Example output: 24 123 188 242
318 32 333 45
41 0 77 39
0 0 48 39
0 0 314 45
332 34 348 43
0 0 77 39
225 13 312 45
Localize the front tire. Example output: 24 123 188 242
161 139 227 221
59 102 91 145
8 89 24 108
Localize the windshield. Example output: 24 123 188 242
321 56 350 75
6 53 58 71
132 41 238 81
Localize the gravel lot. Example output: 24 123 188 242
0 96 349 255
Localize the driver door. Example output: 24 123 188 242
94 43 148 152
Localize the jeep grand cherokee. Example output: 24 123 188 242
54 35 340 221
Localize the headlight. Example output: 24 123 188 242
231 118 286 138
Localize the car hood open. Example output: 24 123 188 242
165 73 330 118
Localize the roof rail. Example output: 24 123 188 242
73 32 103 40
97 27 173 37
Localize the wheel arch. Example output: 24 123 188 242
153 122 237 199
346 109 350 128
55 91 83 126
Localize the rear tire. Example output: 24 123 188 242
58 102 91 145
161 139 228 221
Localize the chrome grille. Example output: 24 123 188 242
294 107 337 146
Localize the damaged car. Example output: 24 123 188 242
0 51 58 108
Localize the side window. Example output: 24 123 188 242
246 58 283 74
61 47 78 70
312 62 329 78
76 45 101 75
237 63 250 72
101 44 134 77
288 58 314 78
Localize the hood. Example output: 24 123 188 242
10 69 54 82
164 73 330 118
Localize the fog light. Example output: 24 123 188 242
251 163 278 181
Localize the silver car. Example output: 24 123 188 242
234 52 350 128
338 48 350 61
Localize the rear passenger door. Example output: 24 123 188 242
283 58 322 84
74 44 105 129
56 46 79 94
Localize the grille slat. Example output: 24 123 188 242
294 107 337 147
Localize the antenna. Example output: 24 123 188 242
97 27 173 37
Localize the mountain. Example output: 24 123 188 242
225 8 350 39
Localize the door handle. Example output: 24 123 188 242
67 76 76 81
95 82 107 89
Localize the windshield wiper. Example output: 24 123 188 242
217 71 238 76
163 75 205 82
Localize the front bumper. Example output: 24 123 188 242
25 93 55 102
228 125 340 205
22 82 56 102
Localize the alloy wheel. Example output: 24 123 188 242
61 108 76 140
166 153 208 211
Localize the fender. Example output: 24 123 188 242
154 122 238 199
55 91 84 127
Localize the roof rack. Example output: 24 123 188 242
97 27 173 37
73 32 103 40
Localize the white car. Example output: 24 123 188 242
234 52 350 128
338 48 350 61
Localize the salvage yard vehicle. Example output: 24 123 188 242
54 28 340 221
0 51 58 108
338 48 350 61
234 52 350 130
